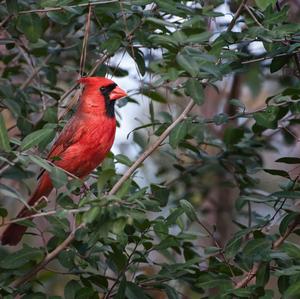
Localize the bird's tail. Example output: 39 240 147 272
1 174 53 246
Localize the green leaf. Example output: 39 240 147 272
101 35 122 55
21 128 55 151
272 191 300 199
256 262 270 287
169 121 188 148
176 53 198 77
224 127 244 147
83 207 101 224
154 222 169 238
255 0 277 10
0 207 8 218
253 106 280 129
0 113 11 152
243 238 272 262
164 285 179 299
281 242 300 259
270 56 289 73
145 17 177 28
185 32 212 43
275 265 300 276
16 14 43 42
180 199 197 221
185 79 204 105
115 154 132 167
0 247 43 269
125 282 148 299
49 166 68 189
47 11 72 25
276 157 300 164
142 90 167 103
6 0 18 15
0 183 28 208
284 279 300 297
225 235 243 258
75 287 97 299
151 184 169 207
114 277 126 299
225 288 253 298
29 155 53 173
264 169 290 179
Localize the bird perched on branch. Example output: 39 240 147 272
1 77 127 246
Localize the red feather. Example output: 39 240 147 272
1 77 126 245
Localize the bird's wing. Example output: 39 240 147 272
47 117 86 160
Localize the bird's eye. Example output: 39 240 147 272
99 84 117 95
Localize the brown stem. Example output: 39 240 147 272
9 99 195 288
235 217 300 289
18 0 120 14
226 0 248 32
108 99 195 195
10 223 84 288
244 5 263 28
79 4 92 77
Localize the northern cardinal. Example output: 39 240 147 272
1 77 127 245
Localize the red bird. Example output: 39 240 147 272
1 77 127 245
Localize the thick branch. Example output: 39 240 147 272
9 99 195 288
109 99 195 195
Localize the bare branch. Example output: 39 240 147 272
10 223 84 288
9 98 195 288
18 0 123 14
108 99 195 195
20 53 53 91
235 217 300 289
227 0 248 32
79 4 92 77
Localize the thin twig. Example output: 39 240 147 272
195 217 236 279
235 217 300 288
9 99 195 288
79 4 92 77
226 0 248 32
20 53 53 91
18 0 122 14
0 207 90 227
244 5 263 28
58 53 110 104
104 241 140 299
0 15 10 28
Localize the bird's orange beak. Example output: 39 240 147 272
110 86 127 101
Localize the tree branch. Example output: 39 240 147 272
10 223 84 289
235 217 300 289
18 0 122 14
9 99 195 288
227 0 248 32
108 99 195 195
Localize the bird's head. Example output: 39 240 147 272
78 77 127 101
